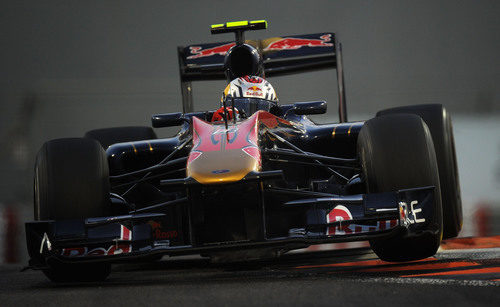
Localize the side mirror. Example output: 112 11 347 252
293 101 327 115
151 112 185 128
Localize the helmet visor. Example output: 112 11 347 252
227 98 279 117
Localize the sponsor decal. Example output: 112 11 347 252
148 221 179 240
248 86 262 91
245 86 263 97
61 244 132 257
153 230 178 240
326 205 353 236
211 128 238 145
211 169 230 174
187 43 235 59
326 219 399 237
399 200 426 227
245 91 264 97
326 205 398 236
264 34 333 51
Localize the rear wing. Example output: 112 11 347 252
177 30 347 122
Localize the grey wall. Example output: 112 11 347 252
0 0 499 202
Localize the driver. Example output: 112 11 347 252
212 75 278 122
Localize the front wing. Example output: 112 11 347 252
25 186 435 268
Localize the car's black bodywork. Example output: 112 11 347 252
25 21 455 275
26 109 436 267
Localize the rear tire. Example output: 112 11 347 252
376 104 462 238
34 138 111 282
84 126 157 149
358 114 443 262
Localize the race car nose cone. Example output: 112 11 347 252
187 150 260 184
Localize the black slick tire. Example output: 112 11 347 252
377 104 462 239
358 114 443 262
34 137 111 282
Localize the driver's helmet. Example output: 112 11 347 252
221 75 278 104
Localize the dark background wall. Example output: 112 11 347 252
0 0 499 203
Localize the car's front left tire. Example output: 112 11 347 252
358 114 443 262
376 104 462 239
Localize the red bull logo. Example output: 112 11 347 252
187 43 236 59
326 205 353 236
264 34 333 51
246 85 263 97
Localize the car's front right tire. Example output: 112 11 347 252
34 138 112 282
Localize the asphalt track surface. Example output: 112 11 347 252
1 237 499 306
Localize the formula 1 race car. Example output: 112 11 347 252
25 20 462 282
